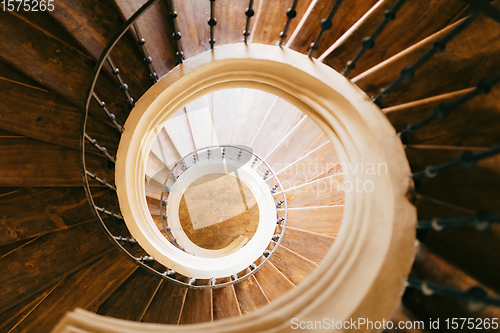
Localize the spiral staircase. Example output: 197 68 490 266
0 0 499 332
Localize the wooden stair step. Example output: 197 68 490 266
275 141 340 189
385 85 500 148
11 250 137 333
265 116 329 173
0 282 60 333
288 0 377 57
269 245 317 285
0 238 36 259
179 289 213 324
0 222 113 313
96 268 163 321
174 1 210 58
251 0 313 45
150 127 181 168
0 138 114 187
282 206 343 237
185 95 215 148
0 58 45 89
250 97 303 159
213 278 241 321
279 227 335 264
141 280 187 324
233 275 269 315
213 1 249 45
254 261 295 301
146 152 170 192
231 90 277 146
283 172 344 208
212 89 243 145
113 0 178 78
163 108 196 158
354 4 500 107
0 188 116 246
322 0 467 77
406 145 500 212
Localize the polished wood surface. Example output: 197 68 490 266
270 245 317 285
284 172 344 207
234 275 269 314
283 206 343 237
279 227 335 264
141 280 187 324
254 261 295 301
213 280 241 321
179 289 213 324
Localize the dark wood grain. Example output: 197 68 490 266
0 222 113 313
270 245 317 285
407 145 500 212
0 138 114 187
234 275 269 314
179 289 213 324
385 85 500 148
289 0 377 57
11 250 137 333
323 0 467 76
141 280 187 324
254 262 295 301
279 227 335 264
354 5 500 107
213 279 241 321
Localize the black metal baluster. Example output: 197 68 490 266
400 73 500 144
84 133 115 163
95 206 124 220
308 0 343 58
418 212 499 230
373 12 478 107
92 92 123 133
243 0 255 44
407 277 500 308
412 145 500 181
167 0 184 64
279 0 299 47
85 170 117 191
342 0 406 77
106 57 135 108
132 23 158 83
208 0 217 49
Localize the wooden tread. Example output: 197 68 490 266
279 227 335 264
141 280 187 324
270 245 318 285
282 206 343 237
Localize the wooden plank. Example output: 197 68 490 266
214 0 250 45
12 250 137 333
0 77 118 151
322 0 467 77
250 97 303 158
212 89 243 145
354 6 500 107
254 262 295 301
114 0 177 77
185 95 214 148
0 222 113 313
150 127 181 168
0 282 60 333
0 188 112 246
97 269 163 321
384 85 500 148
233 276 269 315
179 289 213 324
282 206 343 237
163 109 196 157
406 145 500 212
284 173 345 208
269 245 317 285
141 280 187 324
279 227 335 264
213 279 241 321
174 1 210 58
414 194 473 222
231 90 277 146
0 238 36 259
288 0 377 57
275 141 340 189
0 59 45 89
0 138 114 187
265 116 329 173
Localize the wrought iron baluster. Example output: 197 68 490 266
95 206 124 220
373 12 478 107
84 133 115 163
113 236 137 244
342 0 406 77
418 212 499 231
106 57 135 108
208 0 217 49
85 170 117 191
412 145 500 181
132 23 158 83
92 93 123 133
308 0 343 58
407 277 500 308
279 0 299 47
243 0 255 43
400 73 500 144
167 0 184 64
